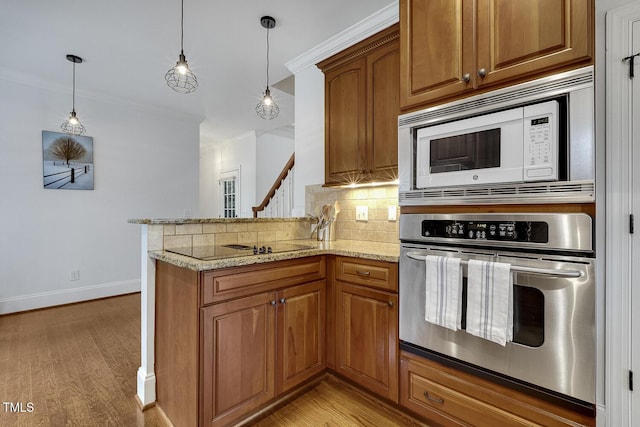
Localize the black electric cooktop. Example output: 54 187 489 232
166 242 315 260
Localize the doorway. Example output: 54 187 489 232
606 3 640 426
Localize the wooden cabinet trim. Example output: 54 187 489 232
400 203 596 218
317 24 399 73
201 256 326 305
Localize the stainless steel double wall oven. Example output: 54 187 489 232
397 67 597 414
399 213 595 410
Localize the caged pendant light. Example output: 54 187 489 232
165 0 198 93
60 54 86 136
255 16 279 120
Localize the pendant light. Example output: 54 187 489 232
165 0 198 94
255 16 279 120
60 54 86 136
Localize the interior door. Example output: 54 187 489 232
632 19 640 425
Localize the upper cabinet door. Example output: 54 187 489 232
324 58 367 184
319 24 400 186
475 0 594 88
400 0 475 109
368 38 401 182
399 0 593 110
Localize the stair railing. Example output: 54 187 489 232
252 153 295 218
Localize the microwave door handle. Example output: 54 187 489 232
405 251 581 278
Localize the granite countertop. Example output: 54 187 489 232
149 239 400 271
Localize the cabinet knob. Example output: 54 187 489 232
280 298 286 304
462 73 471 83
477 68 487 78
271 300 277 306
388 301 394 307
423 391 444 404
356 270 371 276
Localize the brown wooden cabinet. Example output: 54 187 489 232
155 257 326 427
400 351 596 427
202 292 276 427
276 281 326 393
399 0 594 110
332 256 399 402
318 24 400 185
202 281 325 426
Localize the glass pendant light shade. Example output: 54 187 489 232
61 54 86 136
256 16 279 120
166 0 198 94
256 87 280 120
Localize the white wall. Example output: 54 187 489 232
211 132 257 218
199 142 220 218
256 126 295 203
200 128 294 219
291 66 325 217
0 77 200 314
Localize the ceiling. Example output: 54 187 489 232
0 0 396 144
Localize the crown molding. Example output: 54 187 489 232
285 1 398 74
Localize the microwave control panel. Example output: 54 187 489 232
523 100 559 181
421 220 549 243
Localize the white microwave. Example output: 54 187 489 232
416 100 559 188
398 66 595 205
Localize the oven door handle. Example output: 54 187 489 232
405 251 582 278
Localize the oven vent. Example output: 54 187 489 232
399 180 595 205
398 66 593 128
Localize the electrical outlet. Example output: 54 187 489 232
183 209 193 218
388 205 397 221
355 206 369 221
70 269 80 281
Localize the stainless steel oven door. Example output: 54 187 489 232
399 243 596 404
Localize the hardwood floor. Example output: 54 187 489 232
0 293 167 427
251 376 426 427
0 294 427 427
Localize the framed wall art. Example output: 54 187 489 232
42 131 94 190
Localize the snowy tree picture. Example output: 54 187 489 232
42 131 94 190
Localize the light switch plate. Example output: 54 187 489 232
356 206 369 221
388 205 397 221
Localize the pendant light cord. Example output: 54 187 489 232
180 0 184 53
72 61 76 111
265 26 270 88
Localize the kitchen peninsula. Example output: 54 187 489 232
129 216 400 426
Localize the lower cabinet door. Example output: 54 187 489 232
201 292 276 427
336 281 398 402
276 280 326 393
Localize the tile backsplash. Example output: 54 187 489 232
146 219 312 252
306 184 399 244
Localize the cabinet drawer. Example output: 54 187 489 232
400 352 595 427
407 371 531 427
201 256 325 305
335 257 397 291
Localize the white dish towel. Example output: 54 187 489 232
466 259 513 346
424 255 462 331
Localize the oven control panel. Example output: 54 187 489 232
421 220 549 243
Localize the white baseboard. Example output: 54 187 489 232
0 279 141 314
